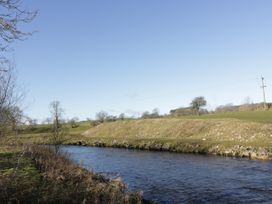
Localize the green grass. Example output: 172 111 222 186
179 110 272 123
3 112 272 159
79 117 272 159
20 121 91 136
68 121 93 135
0 151 43 202
6 122 93 145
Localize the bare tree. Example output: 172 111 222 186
9 106 23 131
141 108 160 119
105 115 117 122
96 111 108 123
141 111 150 119
0 65 24 136
50 101 67 154
0 1 36 136
151 108 160 117
239 96 254 111
0 0 37 59
43 117 51 125
119 113 125 120
190 96 207 115
69 117 79 128
215 103 238 113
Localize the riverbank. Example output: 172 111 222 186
3 117 272 160
78 118 272 160
0 145 145 203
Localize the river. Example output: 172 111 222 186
62 145 272 203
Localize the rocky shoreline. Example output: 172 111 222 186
67 139 272 160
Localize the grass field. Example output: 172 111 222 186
2 111 272 160
180 110 272 123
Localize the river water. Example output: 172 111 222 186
62 146 272 204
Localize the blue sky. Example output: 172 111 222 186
13 0 272 121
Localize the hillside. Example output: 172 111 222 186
80 118 272 159
4 112 272 160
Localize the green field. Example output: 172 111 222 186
180 111 272 123
2 111 272 160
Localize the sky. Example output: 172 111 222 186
11 0 272 121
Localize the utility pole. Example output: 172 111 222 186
261 76 267 109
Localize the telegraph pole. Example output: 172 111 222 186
261 77 267 109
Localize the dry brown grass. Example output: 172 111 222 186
80 118 272 159
26 145 144 204
0 145 145 203
83 118 272 144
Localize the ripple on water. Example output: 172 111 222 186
62 146 272 204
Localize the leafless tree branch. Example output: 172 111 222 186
0 0 37 56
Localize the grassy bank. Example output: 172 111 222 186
77 118 272 160
0 145 145 203
3 111 272 160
